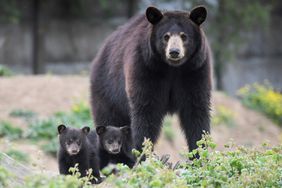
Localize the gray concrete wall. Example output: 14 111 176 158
0 19 125 74
222 14 282 95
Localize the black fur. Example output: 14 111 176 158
94 125 135 169
57 125 102 183
90 6 211 155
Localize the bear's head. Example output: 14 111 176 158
96 125 130 155
146 6 207 67
57 124 90 156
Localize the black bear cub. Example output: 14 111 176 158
57 124 102 183
94 125 135 169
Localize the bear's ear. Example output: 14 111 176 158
120 126 131 135
190 6 207 26
81 126 90 135
146 6 163 25
96 126 106 135
58 124 67 134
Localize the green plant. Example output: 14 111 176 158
212 105 235 127
104 136 282 188
0 121 23 140
163 117 175 143
0 65 12 77
0 166 11 187
1 137 282 187
6 149 29 163
238 83 282 126
9 109 37 119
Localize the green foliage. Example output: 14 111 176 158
212 105 235 127
6 149 29 163
104 136 282 188
162 117 175 143
0 0 21 24
238 83 282 126
0 121 23 140
0 136 281 187
0 166 11 188
9 109 37 120
0 65 13 77
24 100 93 156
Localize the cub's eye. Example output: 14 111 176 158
180 32 187 41
107 140 113 144
77 140 81 145
163 33 170 42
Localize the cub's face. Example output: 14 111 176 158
146 6 207 67
57 124 90 156
96 125 130 155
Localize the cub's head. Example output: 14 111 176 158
146 6 207 67
57 124 90 156
96 125 130 155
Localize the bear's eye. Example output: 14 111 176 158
107 140 113 144
180 32 187 41
163 34 170 42
77 140 81 145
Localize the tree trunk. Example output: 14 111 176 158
127 0 137 18
214 52 224 90
214 0 226 91
31 0 44 74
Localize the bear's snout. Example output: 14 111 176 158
169 48 180 58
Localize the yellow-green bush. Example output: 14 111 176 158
238 83 282 126
212 105 235 127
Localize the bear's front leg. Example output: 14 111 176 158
131 104 165 151
128 80 167 152
179 89 211 155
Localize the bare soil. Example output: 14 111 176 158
0 76 281 172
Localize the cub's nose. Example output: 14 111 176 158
169 48 180 58
112 148 120 153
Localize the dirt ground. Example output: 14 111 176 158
0 76 281 172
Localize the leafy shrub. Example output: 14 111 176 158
212 105 235 127
163 117 175 143
6 149 29 163
238 83 282 126
0 121 23 140
9 109 37 120
104 136 282 188
0 65 12 77
0 137 281 187
0 166 10 188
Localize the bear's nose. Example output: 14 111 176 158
169 48 180 58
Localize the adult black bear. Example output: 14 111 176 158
94 125 135 169
90 6 212 154
57 125 102 183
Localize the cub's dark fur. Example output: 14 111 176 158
94 125 135 169
57 124 102 183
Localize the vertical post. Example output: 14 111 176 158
31 0 44 74
214 0 226 90
127 0 137 18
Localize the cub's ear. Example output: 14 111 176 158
120 126 131 135
190 6 207 25
81 126 90 135
58 124 67 134
146 6 163 25
96 126 106 135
